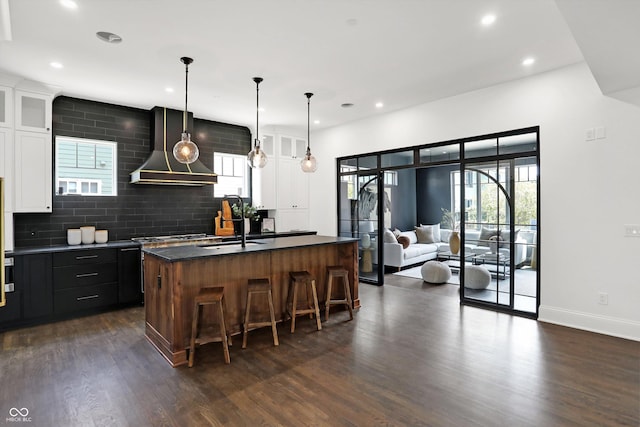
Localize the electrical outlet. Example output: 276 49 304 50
598 292 608 305
585 128 595 141
595 126 606 139
624 224 640 237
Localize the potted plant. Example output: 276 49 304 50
441 208 460 254
231 202 260 234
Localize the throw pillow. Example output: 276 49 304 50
499 229 520 248
397 235 410 249
415 225 436 243
392 228 401 238
478 227 499 247
383 228 397 243
420 223 441 242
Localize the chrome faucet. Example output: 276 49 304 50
222 194 246 248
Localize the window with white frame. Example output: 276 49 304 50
55 136 117 196
213 152 249 198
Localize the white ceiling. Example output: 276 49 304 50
0 0 637 133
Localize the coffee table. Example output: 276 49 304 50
472 252 510 279
437 251 472 274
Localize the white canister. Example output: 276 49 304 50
95 230 108 244
80 226 96 244
67 229 82 245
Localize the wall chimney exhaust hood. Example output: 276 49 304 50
130 107 217 185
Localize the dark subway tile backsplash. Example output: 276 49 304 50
14 96 251 248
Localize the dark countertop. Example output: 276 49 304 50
143 235 358 262
4 231 318 258
7 240 141 257
220 230 316 241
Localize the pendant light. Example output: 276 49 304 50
247 77 267 168
300 92 317 173
173 56 199 164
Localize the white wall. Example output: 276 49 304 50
308 63 640 341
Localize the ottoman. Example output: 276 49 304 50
465 265 491 289
420 261 452 284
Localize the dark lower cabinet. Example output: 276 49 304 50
53 248 118 315
118 247 142 304
17 253 53 319
54 283 118 314
0 291 22 323
0 244 142 331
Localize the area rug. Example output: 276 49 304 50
393 265 537 297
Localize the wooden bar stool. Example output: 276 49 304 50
287 271 322 333
242 278 279 348
188 286 231 367
324 266 354 321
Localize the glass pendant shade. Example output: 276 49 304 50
301 92 317 173
248 77 267 168
173 132 199 164
247 139 268 168
173 56 200 164
301 149 317 173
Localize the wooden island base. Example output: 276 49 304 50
144 238 359 366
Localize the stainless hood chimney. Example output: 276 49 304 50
130 107 217 185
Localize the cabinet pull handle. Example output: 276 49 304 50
76 272 99 278
120 248 139 252
76 255 98 260
77 294 100 301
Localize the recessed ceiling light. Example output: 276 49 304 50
165 87 174 93
341 103 354 108
96 31 123 44
522 57 535 66
375 102 384 108
50 62 63 69
60 0 78 9
481 14 496 26
314 120 320 125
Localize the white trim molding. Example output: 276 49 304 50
0 0 12 42
539 305 640 342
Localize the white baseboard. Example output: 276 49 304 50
539 305 640 341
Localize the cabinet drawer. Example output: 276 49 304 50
54 283 118 314
53 262 118 290
53 248 117 267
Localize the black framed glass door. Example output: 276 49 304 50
460 138 539 316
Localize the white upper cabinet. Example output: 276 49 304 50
0 128 14 212
14 131 52 213
277 158 309 210
15 90 52 133
252 134 277 210
278 135 307 159
0 85 12 128
260 133 275 157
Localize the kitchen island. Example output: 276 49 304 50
143 235 359 366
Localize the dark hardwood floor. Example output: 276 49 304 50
1 274 638 426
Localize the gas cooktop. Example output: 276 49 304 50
132 234 221 247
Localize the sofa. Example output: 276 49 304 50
383 225 528 270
